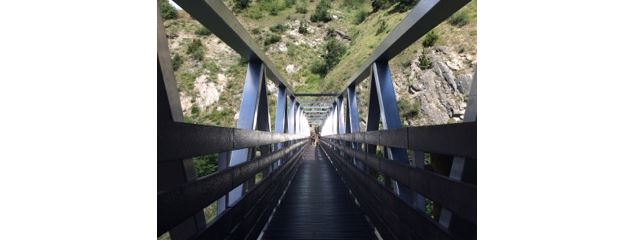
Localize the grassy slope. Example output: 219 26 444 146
227 0 475 94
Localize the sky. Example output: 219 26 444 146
169 0 182 10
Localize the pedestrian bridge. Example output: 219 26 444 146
158 0 476 239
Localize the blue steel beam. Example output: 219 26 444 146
226 60 265 207
336 96 345 135
287 97 296 134
274 85 287 153
372 61 414 205
347 84 365 169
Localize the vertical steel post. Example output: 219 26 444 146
332 102 337 135
288 97 296 134
225 59 265 208
273 85 287 168
371 61 414 205
255 75 272 178
347 84 363 169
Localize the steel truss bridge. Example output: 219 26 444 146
158 0 476 239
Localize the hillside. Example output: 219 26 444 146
161 0 476 128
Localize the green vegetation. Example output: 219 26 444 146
186 39 206 61
270 23 288 33
376 19 387 35
193 154 219 177
311 0 332 22
172 53 183 71
398 98 420 118
311 35 347 77
296 4 307 13
195 26 212 36
191 105 200 115
299 21 308 34
323 37 347 70
354 10 369 24
234 0 250 10
422 30 439 47
264 33 282 46
448 3 476 28
310 59 328 76
159 0 178 20
448 10 469 27
371 0 388 12
418 52 432 70
203 201 218 223
204 61 220 76
342 0 364 8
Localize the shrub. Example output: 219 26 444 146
354 10 369 24
448 10 469 27
193 154 218 177
376 19 387 35
296 5 308 13
159 0 178 20
371 0 388 12
191 105 200 115
245 7 264 19
195 26 211 36
234 0 250 10
310 0 332 22
285 0 296 8
310 59 328 76
264 33 281 46
395 0 416 12
172 53 183 71
204 61 220 75
270 7 278 16
342 0 364 8
422 30 439 47
323 37 346 70
270 23 288 33
418 53 432 70
299 21 308 34
398 99 420 118
186 39 206 61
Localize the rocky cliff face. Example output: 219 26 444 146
394 46 475 126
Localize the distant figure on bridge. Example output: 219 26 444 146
311 127 320 146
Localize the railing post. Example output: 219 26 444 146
288 97 296 134
222 59 265 210
346 84 363 169
157 9 206 239
371 61 414 205
439 66 477 236
273 85 287 168
332 102 337 135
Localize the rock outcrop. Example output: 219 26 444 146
396 46 475 126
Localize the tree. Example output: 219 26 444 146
323 38 346 70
